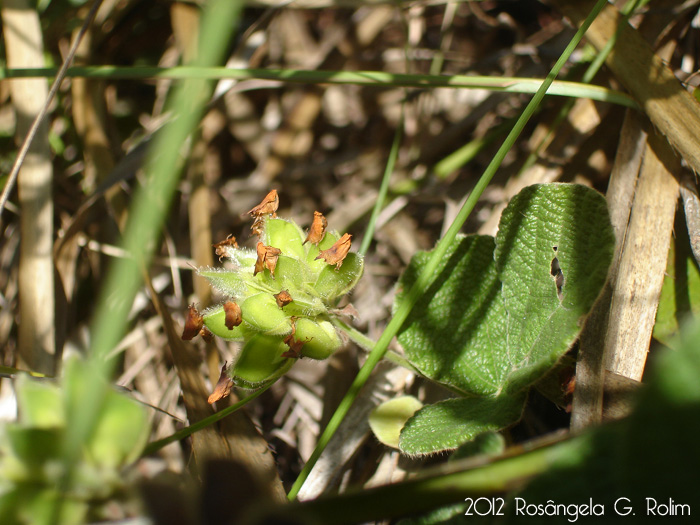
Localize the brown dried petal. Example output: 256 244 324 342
254 242 266 276
223 301 242 329
264 247 281 276
303 211 328 246
212 235 238 261
284 317 298 346
208 362 234 404
181 304 204 340
274 290 293 308
247 189 279 217
315 233 352 269
199 326 214 343
282 337 307 359
250 216 265 237
254 242 282 277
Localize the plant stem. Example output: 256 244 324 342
143 383 273 455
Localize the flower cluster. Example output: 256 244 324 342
182 190 363 394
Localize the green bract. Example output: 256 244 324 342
199 216 363 388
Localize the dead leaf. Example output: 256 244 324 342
330 303 359 320
223 301 242 329
213 235 238 261
208 362 234 404
182 304 204 340
274 290 293 308
247 189 279 218
254 242 282 277
303 211 328 245
315 233 352 269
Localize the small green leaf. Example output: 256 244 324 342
494 183 615 393
14 376 64 429
86 390 149 469
396 235 503 396
369 395 424 449
398 394 525 455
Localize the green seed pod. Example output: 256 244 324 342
264 218 306 260
273 255 313 289
202 305 249 341
240 293 292 335
293 318 342 360
232 334 294 388
314 253 364 302
305 231 339 273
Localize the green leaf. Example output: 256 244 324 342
14 376 64 429
396 235 504 396
397 183 614 397
494 183 614 393
369 395 424 449
398 394 525 455
653 218 700 347
86 389 149 469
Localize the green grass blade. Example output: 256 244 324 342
56 0 243 513
359 106 404 256
0 66 637 108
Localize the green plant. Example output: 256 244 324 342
369 183 614 454
190 193 363 390
0 356 149 524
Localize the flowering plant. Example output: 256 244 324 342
182 191 363 395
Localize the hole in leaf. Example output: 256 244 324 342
550 246 565 300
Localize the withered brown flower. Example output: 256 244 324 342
254 242 282 277
303 211 328 246
212 235 238 261
207 362 234 404
223 301 242 329
247 189 279 218
181 304 204 340
273 290 293 308
315 233 352 269
199 326 214 343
